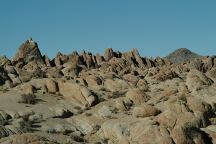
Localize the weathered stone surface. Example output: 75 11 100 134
104 78 129 92
45 79 58 94
13 38 44 65
133 103 160 117
51 106 73 118
83 75 102 87
98 105 114 118
153 68 179 81
58 80 97 107
186 69 213 92
126 89 150 105
54 52 68 67
186 96 213 117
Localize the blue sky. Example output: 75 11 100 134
0 0 216 58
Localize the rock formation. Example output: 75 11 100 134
166 48 202 63
12 38 44 65
0 39 216 143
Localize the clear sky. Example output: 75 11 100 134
0 0 216 58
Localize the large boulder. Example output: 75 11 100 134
156 109 179 129
186 96 214 118
130 121 174 144
186 69 213 92
51 106 73 118
61 64 82 77
45 79 58 94
82 75 102 87
126 89 150 105
58 80 97 107
104 78 129 92
46 67 64 78
171 123 212 144
98 119 130 143
133 103 160 118
98 118 174 144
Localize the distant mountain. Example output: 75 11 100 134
165 48 203 63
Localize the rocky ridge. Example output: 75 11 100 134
166 48 203 63
0 39 216 143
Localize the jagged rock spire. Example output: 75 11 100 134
12 38 44 65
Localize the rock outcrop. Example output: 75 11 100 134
12 38 44 65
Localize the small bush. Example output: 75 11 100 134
0 118 8 126
123 101 133 110
112 91 126 99
19 119 33 133
85 113 92 117
74 106 82 110
0 86 8 93
47 128 57 134
71 134 86 143
18 115 34 133
19 94 37 104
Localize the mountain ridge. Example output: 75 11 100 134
165 48 203 63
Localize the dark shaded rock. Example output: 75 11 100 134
166 48 202 64
0 66 10 85
0 126 16 138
